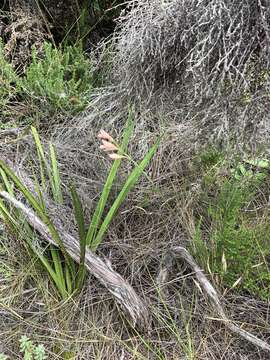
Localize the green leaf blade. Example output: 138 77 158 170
91 140 159 251
86 109 134 246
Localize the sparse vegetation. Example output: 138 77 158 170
193 152 270 300
0 336 47 360
0 0 269 358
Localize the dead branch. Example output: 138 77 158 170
163 246 270 352
0 190 149 330
0 128 21 137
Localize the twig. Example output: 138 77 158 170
0 190 149 330
0 128 21 137
170 246 270 352
156 252 174 298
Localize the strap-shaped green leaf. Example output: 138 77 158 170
0 159 74 276
91 139 159 251
86 109 134 246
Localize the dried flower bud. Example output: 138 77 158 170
97 129 114 142
100 140 119 152
108 153 125 160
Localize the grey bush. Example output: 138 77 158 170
54 0 270 201
108 0 270 145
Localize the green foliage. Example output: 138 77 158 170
85 113 134 248
199 147 224 169
19 336 47 360
192 155 270 300
0 40 18 113
231 158 270 182
89 139 159 250
0 129 78 299
20 42 93 114
86 111 159 250
0 336 47 360
0 112 158 299
0 39 93 122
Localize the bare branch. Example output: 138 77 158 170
170 246 270 352
0 190 149 330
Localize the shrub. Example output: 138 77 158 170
20 42 93 114
192 155 270 300
0 336 47 360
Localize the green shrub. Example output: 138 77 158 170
20 42 93 114
0 336 47 360
19 336 47 360
192 156 270 300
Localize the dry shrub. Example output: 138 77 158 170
2 5 49 71
1 2 270 357
54 0 270 169
108 0 270 145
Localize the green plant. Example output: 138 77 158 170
20 336 47 360
0 336 47 360
0 128 78 299
20 42 93 114
0 354 8 360
192 159 270 300
231 157 269 182
0 111 159 299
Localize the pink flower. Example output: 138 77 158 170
98 128 125 160
100 140 119 152
108 153 125 160
97 129 114 142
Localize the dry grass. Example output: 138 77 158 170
0 0 270 358
0 231 269 359
0 133 270 358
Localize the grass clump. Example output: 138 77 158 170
0 112 158 299
193 151 270 300
20 42 93 115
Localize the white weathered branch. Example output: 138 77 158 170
0 191 149 330
170 246 270 352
